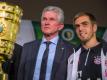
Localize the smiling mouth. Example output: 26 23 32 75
80 33 85 36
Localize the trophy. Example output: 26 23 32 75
0 2 23 80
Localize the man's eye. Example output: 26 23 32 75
83 23 88 26
50 18 55 21
82 22 89 26
43 18 47 21
75 25 80 28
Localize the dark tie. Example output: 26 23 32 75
39 41 51 80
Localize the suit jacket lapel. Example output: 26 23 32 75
29 40 41 79
51 39 65 79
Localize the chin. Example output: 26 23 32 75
43 31 50 34
44 33 51 36
81 39 88 43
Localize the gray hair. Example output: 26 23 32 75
41 6 64 23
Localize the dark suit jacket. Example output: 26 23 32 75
17 39 75 80
2 43 22 80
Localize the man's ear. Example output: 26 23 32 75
58 23 64 31
93 24 97 33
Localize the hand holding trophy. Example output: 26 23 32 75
0 2 23 80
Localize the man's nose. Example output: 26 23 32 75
79 25 84 31
45 20 50 25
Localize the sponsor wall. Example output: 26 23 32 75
16 20 107 46
32 21 107 45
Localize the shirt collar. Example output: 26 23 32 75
41 35 59 45
80 42 102 54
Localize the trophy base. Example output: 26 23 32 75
0 72 8 80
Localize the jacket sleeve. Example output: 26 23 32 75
17 44 27 80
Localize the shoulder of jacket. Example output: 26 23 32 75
23 40 41 46
62 40 76 48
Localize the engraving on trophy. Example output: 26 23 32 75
0 1 23 80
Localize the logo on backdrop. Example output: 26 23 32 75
61 28 74 41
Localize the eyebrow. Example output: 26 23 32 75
81 21 89 24
74 21 90 27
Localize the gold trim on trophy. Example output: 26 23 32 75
0 1 23 80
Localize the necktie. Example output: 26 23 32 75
39 41 51 80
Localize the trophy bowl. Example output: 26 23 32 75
0 2 23 80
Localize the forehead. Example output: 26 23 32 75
75 15 90 24
42 11 58 17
